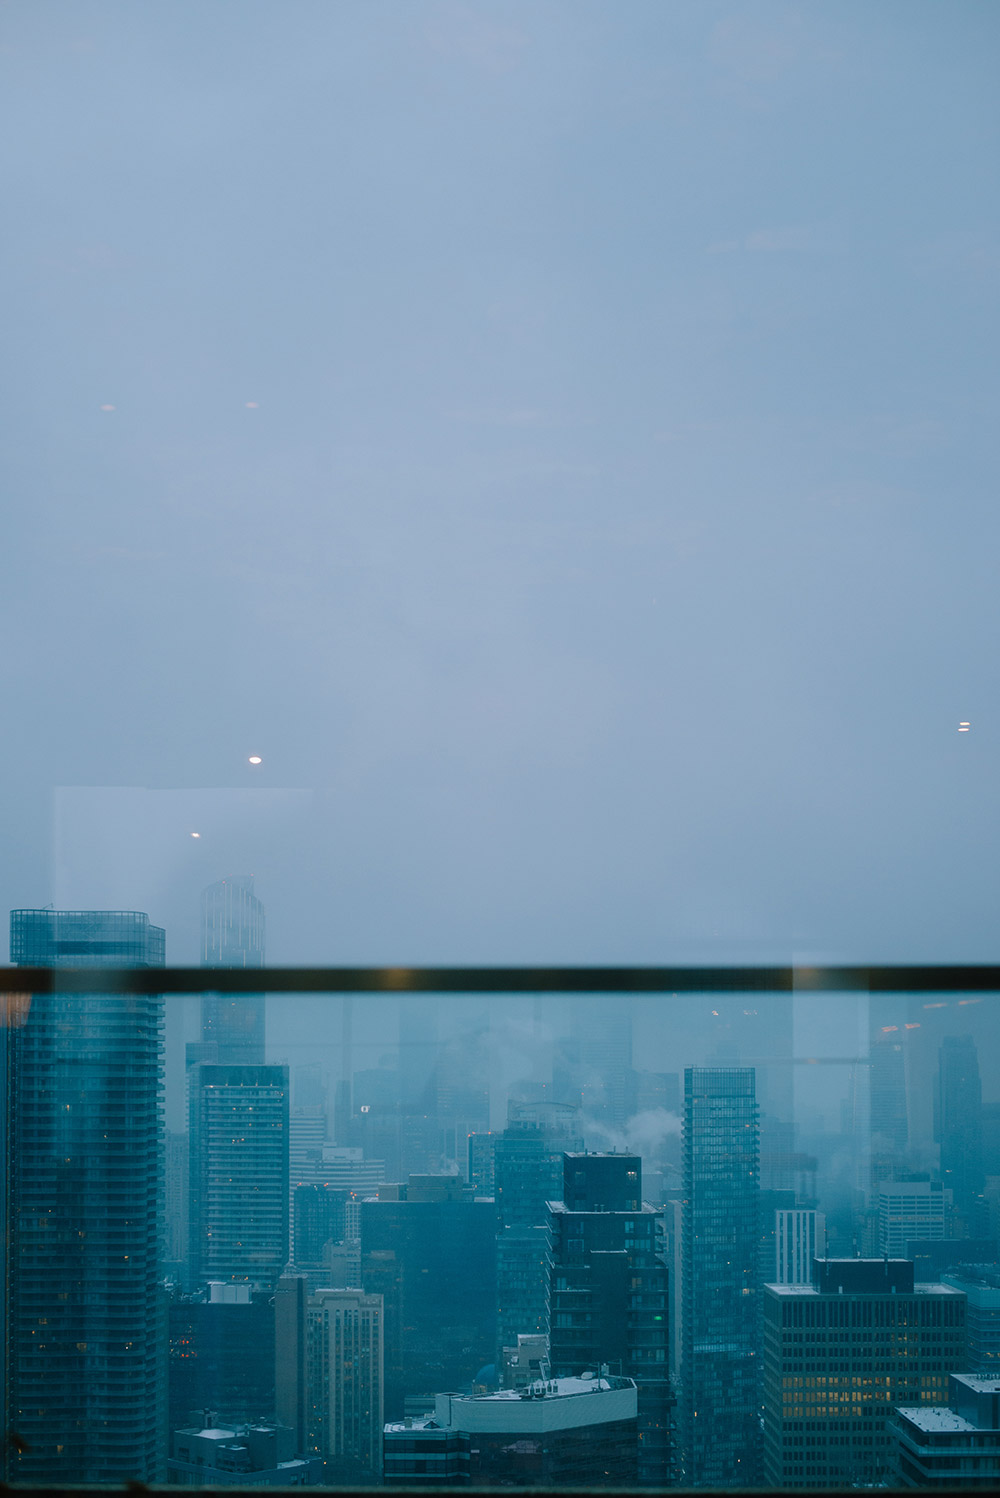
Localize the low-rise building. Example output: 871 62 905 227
892 1373 1000 1487
168 1421 319 1486
383 1374 638 1487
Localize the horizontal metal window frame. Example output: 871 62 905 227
1 963 998 994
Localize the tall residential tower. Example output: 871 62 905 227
4 909 166 1483
681 1067 760 1487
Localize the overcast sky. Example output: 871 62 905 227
2 1 998 966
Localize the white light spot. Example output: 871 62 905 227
245 401 259 409
190 832 201 838
100 404 116 412
248 755 262 765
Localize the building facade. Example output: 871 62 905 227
360 1177 496 1417
4 908 167 1482
188 1062 290 1290
200 875 266 1064
892 1372 1000 1488
762 1258 967 1488
775 1209 827 1286
548 1152 671 1485
494 1101 583 1372
681 1066 760 1487
391 1375 639 1487
878 1179 949 1258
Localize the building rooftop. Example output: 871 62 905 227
896 1406 978 1433
764 1280 963 1296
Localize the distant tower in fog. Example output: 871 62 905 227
870 1035 908 1156
200 875 265 1063
681 1067 760 1488
936 1034 984 1224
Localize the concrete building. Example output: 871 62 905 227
384 1374 639 1486
680 1067 760 1487
501 1332 550 1390
776 1208 827 1285
762 1258 967 1488
892 1372 1000 1487
878 1179 949 1258
4 908 166 1483
188 1061 290 1290
307 1288 384 1480
943 1269 1000 1372
274 1275 384 1481
168 1419 317 1485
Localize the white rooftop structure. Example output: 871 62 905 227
432 1374 637 1435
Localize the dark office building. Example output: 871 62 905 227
360 1176 497 1417
937 1035 984 1226
548 1153 671 1485
494 1101 583 1370
762 1259 967 1488
294 1183 348 1267
200 875 266 1064
4 909 166 1483
168 1284 275 1430
680 1067 760 1488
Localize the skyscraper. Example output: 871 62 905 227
762 1258 967 1488
275 1275 384 1481
548 1152 671 1484
4 909 166 1482
681 1067 760 1487
937 1035 984 1226
494 1101 583 1372
200 875 265 1063
188 1061 290 1290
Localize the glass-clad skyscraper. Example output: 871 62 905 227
4 909 166 1483
681 1066 760 1487
200 875 265 1063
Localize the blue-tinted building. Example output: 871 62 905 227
4 908 166 1482
681 1066 760 1487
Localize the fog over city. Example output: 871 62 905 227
2 1 999 1490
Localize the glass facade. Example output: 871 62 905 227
4 911 166 1483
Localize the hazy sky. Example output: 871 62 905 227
3 1 999 964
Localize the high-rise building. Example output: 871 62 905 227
308 1288 384 1479
762 1258 967 1488
293 1184 348 1269
937 1035 985 1225
275 1278 383 1481
360 1176 496 1417
4 908 166 1483
494 1101 583 1371
168 1282 275 1431
200 875 266 1064
775 1208 827 1285
680 1067 760 1487
942 1269 1000 1372
878 1179 949 1258
188 1062 289 1290
547 1153 671 1485
870 1035 909 1157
